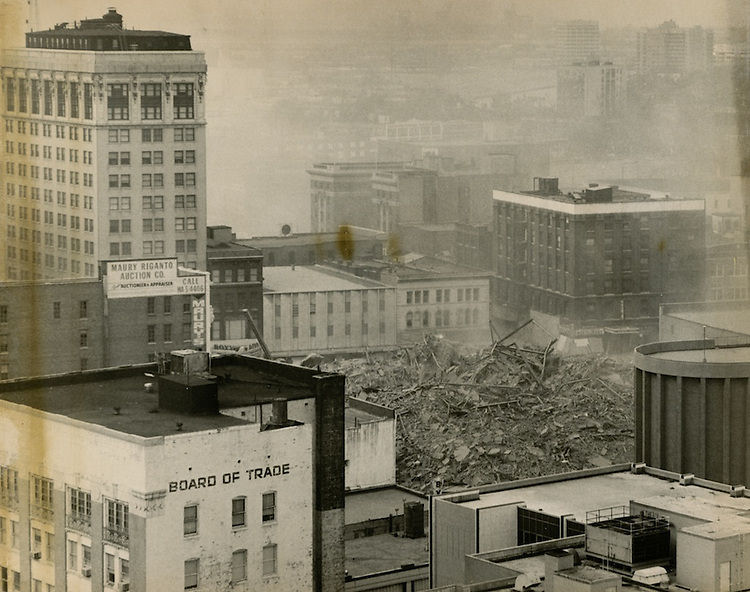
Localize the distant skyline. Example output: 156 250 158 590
26 0 746 38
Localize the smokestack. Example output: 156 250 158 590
272 398 288 424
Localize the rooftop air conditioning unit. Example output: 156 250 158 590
82 567 92 578
32 552 41 560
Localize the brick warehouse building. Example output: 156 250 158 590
0 354 345 592
492 178 705 338
0 9 207 281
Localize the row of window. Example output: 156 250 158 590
107 172 198 189
4 143 93 165
4 119 92 142
5 78 93 120
108 150 196 165
109 239 199 257
184 544 277 588
110 217 198 233
209 267 260 284
4 191 94 209
3 165 93 187
109 195 198 210
406 287 480 305
273 321 386 340
107 82 195 121
405 308 481 328
108 127 196 144
273 293 388 318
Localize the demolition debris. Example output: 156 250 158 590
327 336 634 493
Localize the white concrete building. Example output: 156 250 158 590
263 266 397 358
0 354 346 592
380 255 491 346
0 9 207 281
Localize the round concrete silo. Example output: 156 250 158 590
634 340 750 485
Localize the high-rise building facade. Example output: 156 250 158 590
0 9 207 281
555 20 601 66
637 20 714 74
557 61 624 118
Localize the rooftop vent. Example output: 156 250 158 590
158 374 218 415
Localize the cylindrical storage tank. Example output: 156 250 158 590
403 501 425 538
634 340 750 485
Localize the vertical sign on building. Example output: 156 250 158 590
192 296 206 347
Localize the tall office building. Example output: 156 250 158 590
555 20 600 65
637 20 714 73
557 61 624 118
0 9 207 281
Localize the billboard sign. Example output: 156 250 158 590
106 259 206 298
192 296 206 346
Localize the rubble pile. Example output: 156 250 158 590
328 336 635 492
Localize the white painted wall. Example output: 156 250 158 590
0 395 316 592
345 417 395 490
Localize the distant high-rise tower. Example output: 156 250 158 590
637 20 714 74
555 20 600 65
557 61 624 118
0 9 207 281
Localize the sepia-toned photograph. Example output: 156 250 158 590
0 0 748 590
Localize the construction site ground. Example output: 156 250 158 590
326 336 635 493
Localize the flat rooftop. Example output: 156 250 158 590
664 308 750 338
451 469 750 524
345 533 428 577
649 345 750 363
382 254 491 280
493 189 704 215
263 265 387 293
346 406 386 428
0 357 329 438
235 228 386 248
345 486 427 525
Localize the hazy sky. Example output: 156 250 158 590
26 0 745 36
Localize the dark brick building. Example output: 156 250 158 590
493 178 705 338
206 226 264 343
0 279 197 379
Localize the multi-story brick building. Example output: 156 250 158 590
0 263 209 379
493 178 705 338
206 226 264 346
0 9 207 281
0 353 346 592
